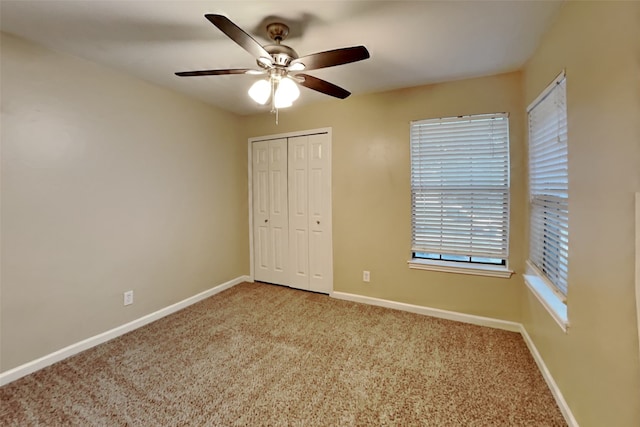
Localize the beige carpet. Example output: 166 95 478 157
1 282 566 426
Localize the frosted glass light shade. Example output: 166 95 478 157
274 77 300 108
248 79 270 105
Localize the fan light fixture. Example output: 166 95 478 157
249 75 300 110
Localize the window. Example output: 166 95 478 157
525 71 569 330
409 113 511 277
527 73 569 296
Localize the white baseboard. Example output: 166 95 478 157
331 291 521 332
331 290 578 426
0 275 249 386
519 326 579 427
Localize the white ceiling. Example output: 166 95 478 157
0 1 562 115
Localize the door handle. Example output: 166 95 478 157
265 219 268 223
316 220 320 225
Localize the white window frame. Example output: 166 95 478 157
524 71 569 331
408 113 513 278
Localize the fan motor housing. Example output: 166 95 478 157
264 44 298 66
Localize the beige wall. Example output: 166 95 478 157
242 71 526 322
0 33 249 371
522 2 640 426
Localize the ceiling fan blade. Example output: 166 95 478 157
175 69 258 77
297 74 351 99
290 46 370 71
205 14 272 61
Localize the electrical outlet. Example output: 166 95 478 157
123 290 134 306
363 270 370 282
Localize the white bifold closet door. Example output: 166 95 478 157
288 134 332 293
252 132 332 294
252 138 289 286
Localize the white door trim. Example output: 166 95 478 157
247 127 333 290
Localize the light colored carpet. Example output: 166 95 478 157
1 282 566 426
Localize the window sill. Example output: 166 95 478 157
523 262 569 332
408 259 514 278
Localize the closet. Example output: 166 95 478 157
251 131 332 294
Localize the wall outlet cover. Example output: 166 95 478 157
124 290 134 306
363 271 370 282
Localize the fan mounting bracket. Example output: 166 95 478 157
266 22 290 42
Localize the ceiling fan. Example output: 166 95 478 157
176 14 370 114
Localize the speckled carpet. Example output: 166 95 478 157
1 282 566 426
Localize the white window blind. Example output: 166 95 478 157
528 73 569 296
410 113 510 263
